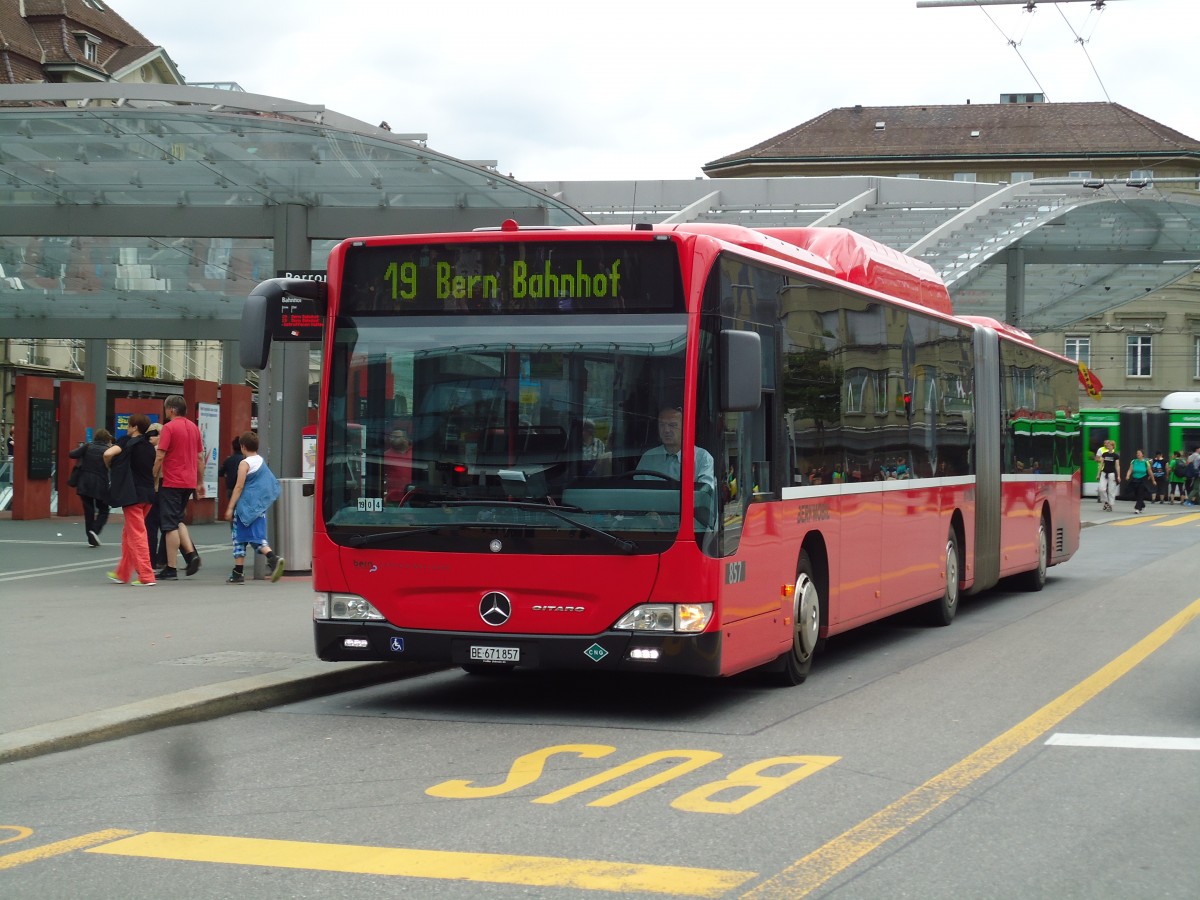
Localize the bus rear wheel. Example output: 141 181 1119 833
775 551 820 685
925 529 961 626
1016 517 1049 592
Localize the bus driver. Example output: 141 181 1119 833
637 406 716 524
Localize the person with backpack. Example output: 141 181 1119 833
1168 450 1187 503
1185 446 1200 507
1124 449 1154 514
1149 451 1168 504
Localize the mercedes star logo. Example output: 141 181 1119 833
479 591 512 627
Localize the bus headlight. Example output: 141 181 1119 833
614 603 713 634
315 592 385 621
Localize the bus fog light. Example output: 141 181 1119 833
615 605 675 632
343 637 369 649
629 647 660 660
329 593 385 620
676 603 713 633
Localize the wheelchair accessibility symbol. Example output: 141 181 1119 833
390 637 405 653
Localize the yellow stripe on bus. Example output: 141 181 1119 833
88 832 755 897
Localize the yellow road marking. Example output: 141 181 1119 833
88 832 755 897
0 826 33 845
1152 513 1200 526
741 597 1200 898
0 829 134 870
1110 514 1167 526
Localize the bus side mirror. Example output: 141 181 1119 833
240 289 272 370
240 278 328 370
721 329 761 412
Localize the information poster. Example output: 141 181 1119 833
27 398 55 479
301 427 317 479
113 412 159 439
197 402 220 498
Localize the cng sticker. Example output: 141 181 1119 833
584 643 609 662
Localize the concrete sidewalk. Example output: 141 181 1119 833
1 496 1192 764
0 513 425 764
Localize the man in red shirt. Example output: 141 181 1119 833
153 394 206 579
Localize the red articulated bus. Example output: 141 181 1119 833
244 220 1080 685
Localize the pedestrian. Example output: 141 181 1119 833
153 395 204 580
1124 448 1154 514
1186 445 1200 507
1168 450 1187 503
102 414 157 586
1097 439 1120 512
1149 451 1168 504
222 431 285 584
69 427 113 547
218 434 245 561
1094 440 1108 503
219 435 245 496
144 421 166 568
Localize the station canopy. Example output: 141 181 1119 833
0 84 589 340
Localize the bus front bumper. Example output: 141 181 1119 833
315 621 724 677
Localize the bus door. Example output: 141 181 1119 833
1079 410 1117 498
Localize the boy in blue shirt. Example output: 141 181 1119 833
222 431 284 583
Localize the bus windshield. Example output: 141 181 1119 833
322 316 702 553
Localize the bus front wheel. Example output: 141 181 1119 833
775 551 820 685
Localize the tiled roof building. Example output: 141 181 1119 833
0 0 182 86
704 101 1200 183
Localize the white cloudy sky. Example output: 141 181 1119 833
111 0 1197 181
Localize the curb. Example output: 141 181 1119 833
0 661 436 764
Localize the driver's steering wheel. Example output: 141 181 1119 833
629 469 680 483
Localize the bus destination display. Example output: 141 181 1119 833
340 240 683 314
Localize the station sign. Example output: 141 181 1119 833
272 270 327 342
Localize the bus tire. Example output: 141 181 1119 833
775 551 820 685
925 528 961 626
1016 517 1049 592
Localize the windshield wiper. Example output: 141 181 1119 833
341 526 445 547
433 499 639 554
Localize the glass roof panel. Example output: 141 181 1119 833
0 88 587 217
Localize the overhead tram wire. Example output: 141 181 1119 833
970 1 1052 100
1048 1 1198 257
928 1 1200 321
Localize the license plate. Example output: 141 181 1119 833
469 646 520 663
